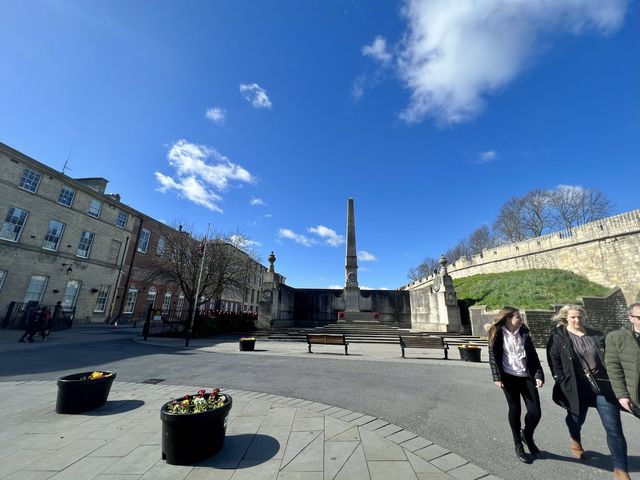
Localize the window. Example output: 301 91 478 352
24 275 48 303
19 168 41 193
146 287 157 308
88 199 102 218
176 293 185 317
123 285 138 314
137 228 151 253
62 280 81 310
161 291 172 314
57 185 76 207
76 231 94 258
94 285 110 313
0 207 29 242
42 220 65 251
0 270 6 292
156 236 166 255
116 211 128 229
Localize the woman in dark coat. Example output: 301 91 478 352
488 307 544 464
546 305 629 480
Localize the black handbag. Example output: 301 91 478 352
582 368 602 395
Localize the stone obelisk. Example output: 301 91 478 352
344 197 360 312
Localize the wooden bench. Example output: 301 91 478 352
306 334 349 355
399 335 449 359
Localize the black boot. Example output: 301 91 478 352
521 430 541 458
515 443 531 463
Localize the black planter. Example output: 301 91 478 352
56 371 116 414
239 339 255 351
459 347 481 362
161 394 233 465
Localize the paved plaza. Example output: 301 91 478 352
1 326 639 480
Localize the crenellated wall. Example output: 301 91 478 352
404 210 640 303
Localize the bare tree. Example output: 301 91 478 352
444 239 469 264
146 224 260 324
520 189 553 237
408 256 439 282
549 185 613 230
467 225 499 255
494 196 527 242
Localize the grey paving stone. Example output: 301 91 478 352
446 463 488 480
277 472 323 480
334 444 370 480
137 461 192 480
360 419 388 431
46 456 119 480
430 453 467 472
349 414 376 427
101 445 160 475
280 431 322 468
400 436 433 452
294 408 324 419
415 474 455 480
94 476 141 480
404 450 445 474
359 426 407 461
386 430 418 445
230 458 280 480
245 425 291 460
321 407 344 416
413 444 449 462
368 460 419 480
373 423 404 438
261 407 295 427
1 470 57 480
325 416 353 441
90 433 156 457
25 439 109 471
280 431 323 472
329 426 360 442
324 441 359 480
329 409 354 419
227 416 265 435
339 412 364 422
184 466 233 479
198 434 254 470
292 416 324 432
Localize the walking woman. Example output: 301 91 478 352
488 307 544 463
546 305 629 480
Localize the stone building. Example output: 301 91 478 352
0 142 136 324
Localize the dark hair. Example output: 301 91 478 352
629 303 640 315
488 307 520 347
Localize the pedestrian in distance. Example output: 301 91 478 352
37 306 51 341
546 305 629 480
605 303 640 418
18 306 41 343
487 307 544 464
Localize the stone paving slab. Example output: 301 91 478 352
0 381 499 480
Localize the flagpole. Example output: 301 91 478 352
185 223 210 346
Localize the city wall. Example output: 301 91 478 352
405 210 640 303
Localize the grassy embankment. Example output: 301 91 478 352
453 268 610 310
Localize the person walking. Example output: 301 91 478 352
546 305 629 480
605 303 640 417
36 306 51 341
18 307 40 343
488 307 544 464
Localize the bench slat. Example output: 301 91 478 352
306 334 349 355
399 335 448 359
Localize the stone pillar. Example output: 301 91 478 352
257 252 278 330
344 198 360 312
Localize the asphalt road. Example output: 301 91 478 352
1 326 638 480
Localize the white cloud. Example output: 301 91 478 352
250 197 266 206
357 250 377 261
391 0 628 124
351 75 366 101
362 36 392 65
239 83 272 109
476 150 498 164
263 213 273 218
230 234 261 248
308 225 345 247
278 228 315 247
155 139 255 212
328 284 343 290
205 107 226 125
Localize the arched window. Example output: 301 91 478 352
123 285 138 314
161 290 172 314
176 293 185 318
146 287 157 309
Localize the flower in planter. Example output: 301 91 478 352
239 337 256 341
337 312 344 318
80 371 113 381
373 312 380 319
165 388 228 415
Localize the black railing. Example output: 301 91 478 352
146 307 189 337
1 301 75 330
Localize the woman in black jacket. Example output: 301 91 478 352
488 307 545 464
546 305 629 480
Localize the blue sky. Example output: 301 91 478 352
1 0 638 289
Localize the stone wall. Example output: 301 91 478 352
405 210 640 302
469 288 629 346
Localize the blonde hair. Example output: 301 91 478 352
553 305 587 326
488 307 520 347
